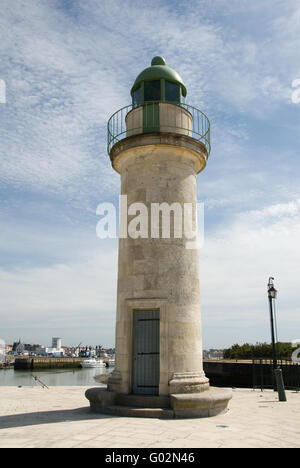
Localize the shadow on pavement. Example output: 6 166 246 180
0 407 113 429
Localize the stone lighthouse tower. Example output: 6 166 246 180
86 57 231 417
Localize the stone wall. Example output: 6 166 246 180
14 357 85 370
204 360 300 389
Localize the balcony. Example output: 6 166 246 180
107 101 211 156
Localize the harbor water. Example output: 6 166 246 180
0 366 112 387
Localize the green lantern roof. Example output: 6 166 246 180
131 56 187 98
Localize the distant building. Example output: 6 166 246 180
12 340 25 355
35 346 65 357
24 344 41 353
52 337 62 349
12 340 41 355
36 338 64 357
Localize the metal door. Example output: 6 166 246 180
132 309 160 395
143 102 160 133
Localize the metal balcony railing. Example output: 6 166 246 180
107 102 211 156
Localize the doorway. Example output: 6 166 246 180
132 309 160 395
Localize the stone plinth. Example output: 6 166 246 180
170 388 232 418
85 387 232 419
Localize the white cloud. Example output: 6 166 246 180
200 199 300 347
1 0 299 199
0 246 118 346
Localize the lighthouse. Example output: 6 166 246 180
86 57 232 417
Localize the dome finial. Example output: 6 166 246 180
151 56 166 66
131 57 187 98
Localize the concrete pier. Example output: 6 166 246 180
0 386 299 448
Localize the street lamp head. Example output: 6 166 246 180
268 286 277 299
268 277 278 299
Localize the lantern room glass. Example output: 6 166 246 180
144 80 161 102
133 86 142 108
165 80 180 104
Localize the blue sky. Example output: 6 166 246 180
0 0 300 348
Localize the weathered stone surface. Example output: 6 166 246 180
169 372 210 394
101 405 174 419
115 394 170 410
110 133 208 174
85 388 116 411
108 140 209 397
86 117 232 418
85 387 231 419
171 388 233 418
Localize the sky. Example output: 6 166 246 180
0 0 300 349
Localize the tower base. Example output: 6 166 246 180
85 387 232 419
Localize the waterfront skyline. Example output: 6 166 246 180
1 1 300 348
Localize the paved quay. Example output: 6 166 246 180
0 386 299 448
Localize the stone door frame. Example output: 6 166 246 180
125 298 169 395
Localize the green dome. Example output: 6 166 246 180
131 56 187 97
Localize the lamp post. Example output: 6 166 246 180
268 277 278 371
267 277 287 401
